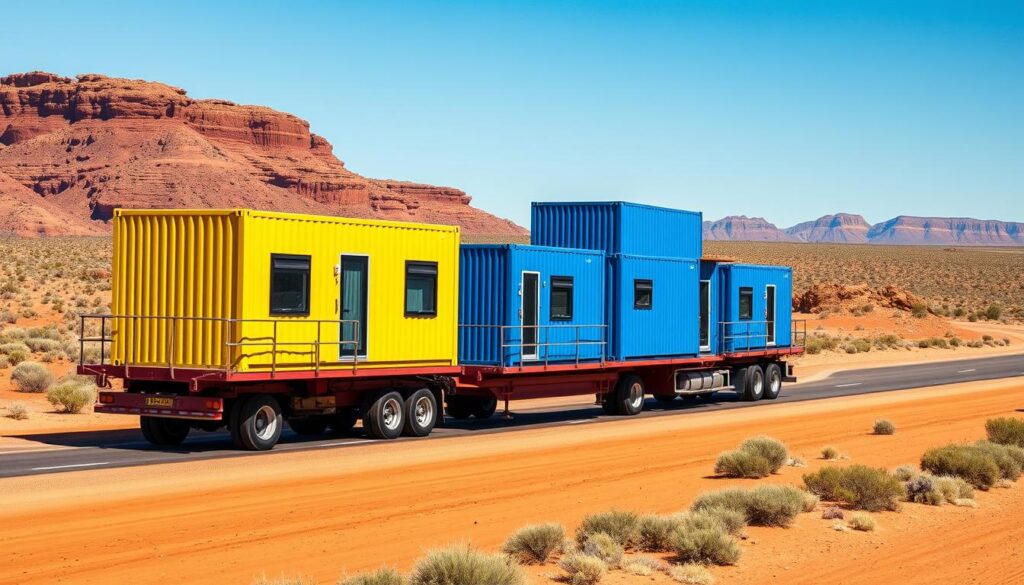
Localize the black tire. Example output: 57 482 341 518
612 374 645 416
601 396 618 415
140 416 190 446
287 416 329 436
743 365 765 401
654 394 677 404
329 408 358 434
364 390 405 440
445 395 472 420
469 395 498 419
763 363 783 400
230 395 284 451
403 388 438 437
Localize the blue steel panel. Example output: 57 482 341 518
531 202 703 259
720 264 793 352
608 254 700 360
458 246 509 365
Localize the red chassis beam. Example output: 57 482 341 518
79 364 461 389
95 392 224 421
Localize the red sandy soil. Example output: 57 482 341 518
2 378 1023 585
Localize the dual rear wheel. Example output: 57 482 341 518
736 362 783 401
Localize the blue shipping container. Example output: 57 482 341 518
459 244 606 366
607 254 700 360
699 260 722 354
719 264 792 353
531 201 703 259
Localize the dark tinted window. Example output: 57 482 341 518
405 261 438 317
739 287 753 320
270 254 310 315
634 279 653 310
550 276 573 321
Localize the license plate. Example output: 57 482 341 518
144 396 174 408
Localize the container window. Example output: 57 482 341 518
550 276 574 321
405 261 438 317
270 254 311 315
739 287 753 320
634 279 653 310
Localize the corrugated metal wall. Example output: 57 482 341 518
531 202 703 258
458 246 509 365
111 211 241 368
720 264 793 352
608 255 700 360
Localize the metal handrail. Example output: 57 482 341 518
78 314 361 377
718 319 807 353
460 324 607 368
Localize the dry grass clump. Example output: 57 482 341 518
669 524 741 566
337 567 406 585
558 551 606 585
847 513 876 532
903 472 974 505
46 376 97 413
986 417 1024 448
803 465 905 511
667 563 715 584
636 514 684 552
872 419 896 435
6 402 29 420
820 446 840 460
691 485 807 527
714 436 789 478
920 442 1023 490
409 545 523 585
251 575 314 585
580 532 623 565
10 361 54 392
575 510 638 547
620 557 663 576
821 506 844 520
501 523 564 564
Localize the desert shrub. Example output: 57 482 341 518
501 523 564 563
580 532 623 565
933 475 974 502
802 465 905 511
696 507 747 536
0 355 9 369
738 436 789 472
669 526 741 566
986 417 1024 448
911 302 928 318
668 563 715 585
636 514 683 552
558 552 605 585
0 341 30 356
904 474 943 506
713 450 771 478
851 338 872 353
971 441 1024 480
621 557 661 576
409 545 523 585
575 510 638 546
801 492 820 512
892 464 918 482
921 445 1001 490
847 513 876 532
821 446 839 460
872 419 896 435
821 506 843 520
46 378 96 413
251 575 314 585
6 403 29 420
691 485 805 527
338 568 406 585
10 361 54 392
984 304 1002 320
25 337 62 352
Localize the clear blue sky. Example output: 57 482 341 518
2 1 1021 227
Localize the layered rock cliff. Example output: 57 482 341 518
785 213 871 243
702 216 794 242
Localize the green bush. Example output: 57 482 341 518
695 507 747 536
986 417 1024 448
338 568 406 585
0 341 30 356
802 465 905 511
409 545 523 585
984 304 1002 320
669 526 741 566
636 514 684 552
10 361 54 392
691 485 806 527
580 532 623 565
911 302 928 318
714 450 772 478
847 513 876 531
872 419 896 435
575 510 638 546
558 552 605 585
971 441 1024 480
738 436 789 472
667 564 715 585
46 377 96 413
921 445 1001 490
501 523 565 563
821 446 839 460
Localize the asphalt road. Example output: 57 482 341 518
2 353 1022 478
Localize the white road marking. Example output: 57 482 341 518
567 419 595 425
835 382 862 388
31 461 110 471
317 440 374 447
957 368 976 373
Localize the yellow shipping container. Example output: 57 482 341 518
110 209 460 374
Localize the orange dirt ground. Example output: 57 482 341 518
2 378 1024 585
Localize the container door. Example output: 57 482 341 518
340 255 368 359
699 280 711 352
521 271 539 361
766 284 776 346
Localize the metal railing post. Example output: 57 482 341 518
78 316 85 367
168 317 176 377
271 320 278 378
315 321 321 377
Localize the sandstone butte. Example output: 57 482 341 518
0 71 527 238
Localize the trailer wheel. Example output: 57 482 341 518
763 363 782 400
445 396 472 420
230 395 284 451
330 408 358 434
227 397 248 449
364 391 405 440
743 365 765 401
654 394 677 404
403 388 438 437
287 416 329 436
612 374 645 416
470 396 498 419
140 416 190 446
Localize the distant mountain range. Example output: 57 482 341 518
703 214 1024 246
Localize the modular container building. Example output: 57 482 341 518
108 209 461 374
606 254 700 360
717 263 793 353
698 260 722 354
531 201 703 259
459 244 606 366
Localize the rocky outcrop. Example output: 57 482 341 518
785 213 870 243
0 72 527 237
702 216 794 242
793 282 928 314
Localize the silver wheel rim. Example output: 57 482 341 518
770 370 781 394
414 396 434 427
628 382 644 408
254 405 279 441
753 372 764 396
382 397 402 430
